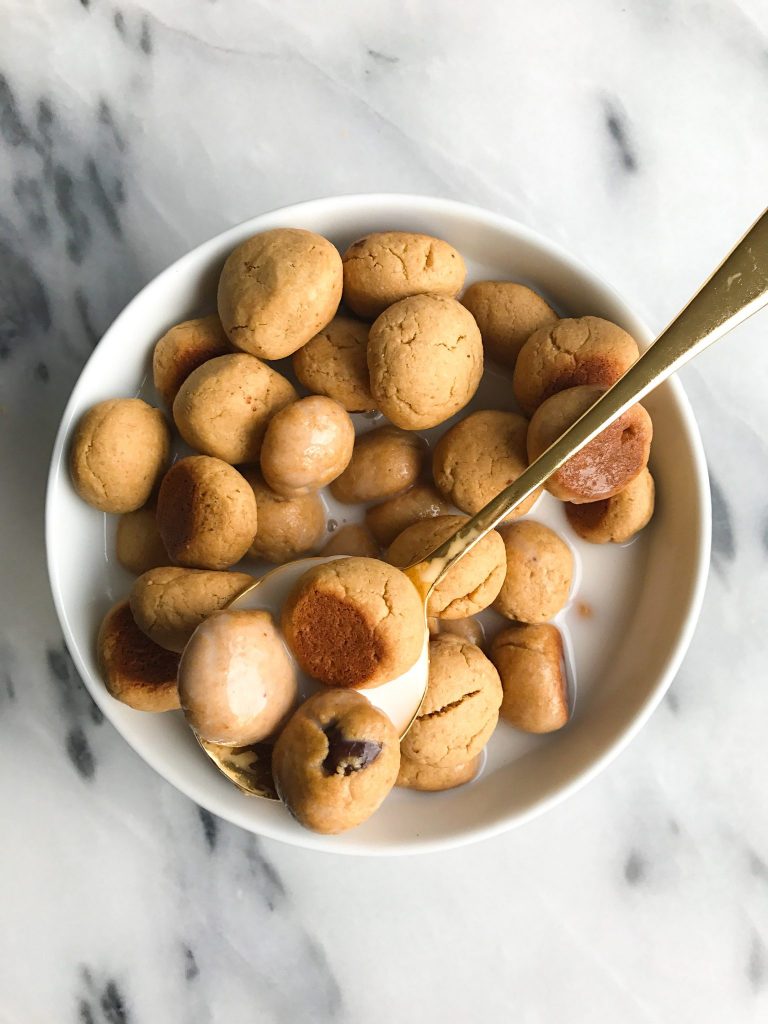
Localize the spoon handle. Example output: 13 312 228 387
409 207 768 592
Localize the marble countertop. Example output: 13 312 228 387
2 1 767 1020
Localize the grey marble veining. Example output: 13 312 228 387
1 1 768 1021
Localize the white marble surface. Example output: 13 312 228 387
1 0 767 1020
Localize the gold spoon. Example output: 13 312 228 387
201 207 768 799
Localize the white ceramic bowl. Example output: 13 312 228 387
46 195 711 855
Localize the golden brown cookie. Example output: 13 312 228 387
157 456 258 569
432 410 540 520
400 635 502 769
388 515 506 619
172 353 296 465
342 232 466 319
513 316 639 415
396 754 480 791
260 396 355 497
490 623 569 733
367 295 483 429
129 567 254 653
330 426 424 504
273 689 400 834
178 609 298 745
461 281 558 371
115 503 169 576
493 521 573 623
565 467 655 543
321 525 380 559
97 599 180 711
281 557 424 689
217 228 342 359
365 484 453 548
70 399 170 514
152 315 231 408
527 385 653 503
292 315 375 412
242 469 325 563
428 615 485 648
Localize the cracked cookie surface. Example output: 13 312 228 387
152 314 231 409
396 753 480 791
400 635 502 769
493 520 573 623
281 556 424 689
461 280 558 371
292 315 375 412
367 294 483 429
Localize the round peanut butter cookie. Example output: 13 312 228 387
365 483 453 549
342 231 466 319
116 502 169 576
97 599 180 712
396 754 480 792
129 567 254 653
527 385 653 503
178 609 297 745
513 316 639 415
367 295 483 429
432 409 540 521
292 316 375 412
243 469 325 564
281 557 424 689
157 456 257 569
152 315 230 408
388 515 506 619
217 228 342 359
321 525 380 559
260 396 355 497
493 521 573 623
400 635 502 769
565 467 655 543
173 353 297 465
461 281 558 371
330 426 424 504
273 689 400 834
490 623 569 733
70 398 170 514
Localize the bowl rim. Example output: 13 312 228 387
45 192 712 856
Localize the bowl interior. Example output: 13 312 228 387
46 195 710 854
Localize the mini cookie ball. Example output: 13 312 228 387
367 295 483 429
432 410 540 521
260 396 355 497
130 567 254 653
330 426 424 504
365 484 453 548
490 623 569 733
242 469 325 563
396 754 480 792
321 525 380 559
272 689 400 834
493 521 573 623
513 316 639 415
152 315 230 408
342 231 466 319
428 616 485 648
178 609 298 746
70 398 170 513
388 515 506 619
400 635 502 769
527 385 653 503
173 353 297 465
116 503 169 575
461 281 558 371
282 557 424 689
292 316 375 412
157 456 257 569
97 600 180 712
565 467 655 543
217 228 342 359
